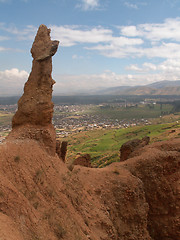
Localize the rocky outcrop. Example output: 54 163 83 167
120 136 150 161
0 137 179 240
8 25 59 155
56 140 68 162
12 24 59 127
122 141 180 240
73 154 91 167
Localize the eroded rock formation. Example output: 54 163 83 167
120 136 150 161
56 140 68 162
0 137 179 240
0 24 179 240
8 24 59 155
73 154 92 167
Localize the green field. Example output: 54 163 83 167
0 112 13 126
87 103 173 120
63 121 180 168
1 104 180 168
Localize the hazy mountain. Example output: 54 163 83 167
147 80 180 89
93 80 180 95
94 86 131 95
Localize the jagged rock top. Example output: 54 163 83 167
31 24 59 61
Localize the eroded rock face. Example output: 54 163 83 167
120 136 150 161
56 140 68 162
12 24 59 127
8 25 59 155
73 154 92 167
1 138 179 240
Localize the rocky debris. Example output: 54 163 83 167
120 136 150 161
8 24 59 155
56 140 68 162
73 154 91 167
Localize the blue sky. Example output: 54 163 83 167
0 0 180 95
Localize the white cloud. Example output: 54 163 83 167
121 18 180 42
91 42 180 59
0 23 36 41
124 1 138 9
72 54 84 59
0 45 23 52
0 36 9 41
166 0 179 8
126 62 158 73
77 0 100 11
159 59 180 72
72 54 78 59
143 42 180 59
50 24 143 50
0 46 11 51
0 68 28 96
50 18 180 60
50 25 112 46
126 59 180 74
142 62 157 71
0 0 29 3
0 0 10 3
120 26 140 37
126 64 144 72
123 0 147 10
1 18 180 95
53 69 180 94
1 66 180 96
2 17 180 60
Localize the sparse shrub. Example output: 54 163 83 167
33 202 39 209
113 169 120 175
54 224 66 239
47 188 54 198
35 169 42 177
0 190 4 197
28 191 36 201
34 169 44 184
43 211 51 220
67 164 74 171
14 155 20 162
30 231 40 240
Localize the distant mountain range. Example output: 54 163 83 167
93 80 180 95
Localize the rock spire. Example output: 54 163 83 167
9 24 59 155
12 24 59 127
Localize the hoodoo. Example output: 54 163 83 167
0 24 179 240
9 24 59 155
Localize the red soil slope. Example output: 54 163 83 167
0 137 179 240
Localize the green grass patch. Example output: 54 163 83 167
89 104 173 120
0 112 13 126
64 121 180 167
